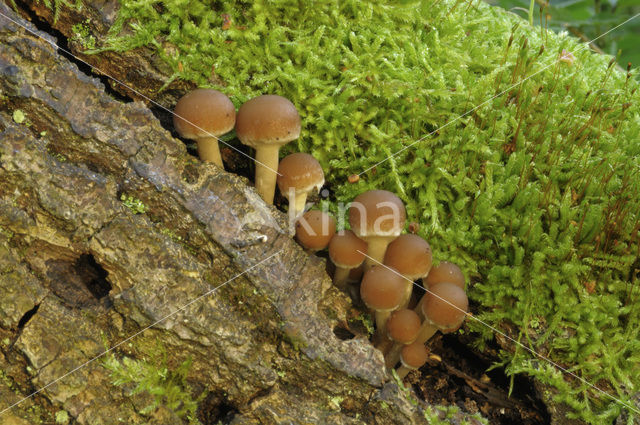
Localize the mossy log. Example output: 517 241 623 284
0 3 487 424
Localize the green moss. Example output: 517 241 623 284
102 345 204 424
54 410 70 424
422 405 454 424
349 313 375 338
328 395 344 410
422 403 489 425
391 369 419 407
159 227 183 244
71 20 96 49
37 0 82 23
120 194 148 215
0 226 14 240
12 109 26 124
0 368 15 391
47 147 68 163
54 0 640 422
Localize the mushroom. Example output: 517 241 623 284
360 265 405 344
414 282 468 345
277 152 324 219
383 234 432 309
417 261 466 317
328 230 367 291
235 95 301 204
348 190 406 269
173 88 236 167
295 210 336 252
424 261 465 289
379 309 422 368
396 341 428 379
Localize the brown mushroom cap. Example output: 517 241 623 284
360 265 405 311
424 261 465 289
295 210 336 251
383 234 432 280
277 153 324 196
329 230 368 269
348 190 406 238
386 309 422 344
235 95 301 149
400 341 429 369
421 282 468 329
173 89 235 139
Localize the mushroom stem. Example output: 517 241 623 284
332 266 351 291
413 294 427 319
375 336 393 354
413 321 438 345
254 144 281 204
399 279 414 309
395 365 413 379
363 235 396 269
196 137 223 167
374 309 392 345
292 191 308 218
385 343 405 368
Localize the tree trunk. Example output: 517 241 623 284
0 2 482 424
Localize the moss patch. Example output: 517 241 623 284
70 20 96 49
72 0 640 422
120 193 148 215
102 345 204 424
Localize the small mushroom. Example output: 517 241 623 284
414 282 468 345
380 309 422 368
396 341 428 379
348 190 406 269
295 210 336 252
277 152 324 219
360 265 405 344
416 261 465 318
328 230 367 291
235 95 301 204
173 89 236 167
424 261 465 289
384 234 432 309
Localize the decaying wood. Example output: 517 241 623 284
0 3 486 424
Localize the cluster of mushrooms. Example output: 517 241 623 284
173 89 315 207
173 89 469 380
295 191 469 379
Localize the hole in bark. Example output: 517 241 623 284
333 325 355 340
76 254 111 299
197 391 238 425
45 253 112 308
182 163 200 184
17 303 40 328
150 105 178 137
